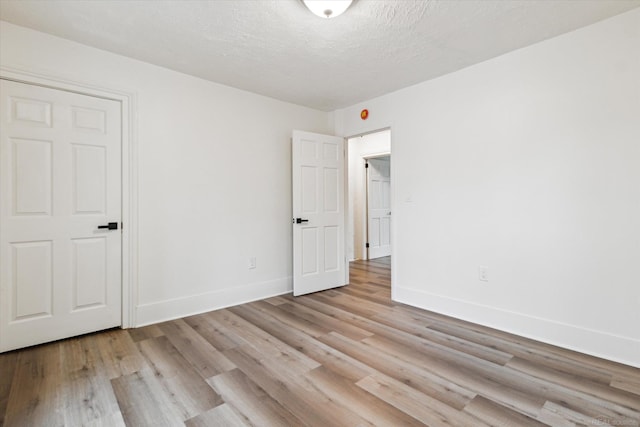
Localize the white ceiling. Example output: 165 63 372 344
1 0 639 111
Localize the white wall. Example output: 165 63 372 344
0 21 331 326
347 130 391 260
334 9 640 367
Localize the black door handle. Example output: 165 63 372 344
98 222 118 230
294 218 309 224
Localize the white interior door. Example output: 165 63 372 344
292 130 346 296
0 79 122 352
367 157 391 259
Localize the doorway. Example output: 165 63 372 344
346 129 391 262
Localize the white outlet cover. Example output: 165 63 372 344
479 266 488 282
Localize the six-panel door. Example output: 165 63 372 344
0 79 122 352
292 130 346 296
367 158 391 259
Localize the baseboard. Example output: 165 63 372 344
393 286 640 368
135 277 292 327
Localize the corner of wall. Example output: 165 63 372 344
331 108 345 136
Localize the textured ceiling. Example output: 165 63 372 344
1 0 639 111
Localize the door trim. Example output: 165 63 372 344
0 65 138 328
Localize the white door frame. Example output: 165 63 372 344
0 65 138 328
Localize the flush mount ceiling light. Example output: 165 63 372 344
302 0 353 18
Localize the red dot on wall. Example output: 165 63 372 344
360 109 369 120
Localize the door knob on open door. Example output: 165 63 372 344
294 218 309 224
97 222 118 230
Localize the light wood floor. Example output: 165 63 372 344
1 257 639 426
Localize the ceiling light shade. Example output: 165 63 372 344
303 0 353 18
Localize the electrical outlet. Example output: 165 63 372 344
249 257 257 269
478 266 488 282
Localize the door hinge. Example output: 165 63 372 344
365 162 369 168
366 243 370 248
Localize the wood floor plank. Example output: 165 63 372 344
341 288 395 306
157 318 236 378
410 311 618 385
507 356 640 410
296 292 514 368
463 395 549 427
93 330 146 380
184 403 250 427
183 313 239 352
60 368 126 427
262 296 290 306
111 368 184 426
137 336 223 419
537 400 610 427
306 365 427 427
364 332 639 423
223 346 373 427
611 375 640 396
349 264 391 276
266 300 374 341
236 299 334 339
313 289 396 318
3 257 639 427
318 332 477 411
359 333 548 418
59 338 124 426
286 292 402 338
207 368 304 426
3 344 64 427
0 351 18 426
126 324 164 343
357 372 490 426
371 310 514 364
344 284 385 300
408 306 638 381
229 303 375 382
207 309 321 374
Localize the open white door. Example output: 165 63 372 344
367 157 391 259
0 79 122 352
292 130 346 296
